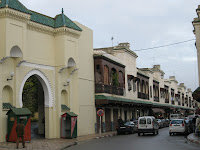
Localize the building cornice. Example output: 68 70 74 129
27 22 81 38
27 21 54 35
54 27 81 38
0 8 30 22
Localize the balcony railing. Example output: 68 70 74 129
138 92 149 100
178 101 181 105
154 96 159 102
171 101 175 105
165 99 169 103
95 84 124 96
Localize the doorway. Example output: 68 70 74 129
22 75 45 139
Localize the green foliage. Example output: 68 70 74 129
22 76 40 116
112 72 119 87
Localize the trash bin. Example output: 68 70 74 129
61 112 78 139
6 108 32 142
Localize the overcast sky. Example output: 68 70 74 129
20 0 200 91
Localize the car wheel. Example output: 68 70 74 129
138 133 140 136
157 130 159 135
169 132 172 136
143 133 145 135
153 131 155 135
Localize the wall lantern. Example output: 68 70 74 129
7 72 14 81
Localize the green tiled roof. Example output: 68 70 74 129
66 112 77 117
30 11 55 28
0 0 82 31
0 0 30 14
95 95 152 105
61 104 70 111
6 108 32 115
55 14 82 31
2 103 14 110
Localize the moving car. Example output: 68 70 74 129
138 116 159 136
116 121 137 134
169 119 188 136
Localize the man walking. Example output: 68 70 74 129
16 119 26 149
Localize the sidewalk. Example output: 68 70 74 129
187 133 200 145
0 131 117 150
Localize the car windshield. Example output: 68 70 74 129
139 118 146 124
171 120 183 124
124 122 130 125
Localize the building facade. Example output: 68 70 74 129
94 43 197 133
0 0 95 142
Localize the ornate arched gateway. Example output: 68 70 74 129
19 69 53 138
19 69 53 108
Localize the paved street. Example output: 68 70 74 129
66 128 199 150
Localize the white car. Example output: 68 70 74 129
137 116 159 136
169 119 187 136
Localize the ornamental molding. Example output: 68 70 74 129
20 61 55 71
0 8 30 22
27 21 55 36
54 27 81 38
19 69 54 108
27 22 81 38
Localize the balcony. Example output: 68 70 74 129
95 84 124 96
171 101 175 105
138 92 149 100
165 99 169 103
154 96 159 102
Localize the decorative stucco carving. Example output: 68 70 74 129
19 62 56 109
0 8 30 22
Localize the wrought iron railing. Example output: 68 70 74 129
95 84 124 96
154 96 159 102
138 92 149 100
165 99 169 103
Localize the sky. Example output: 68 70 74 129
20 0 200 91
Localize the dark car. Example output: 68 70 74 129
116 121 137 134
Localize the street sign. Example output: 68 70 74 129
97 109 104 116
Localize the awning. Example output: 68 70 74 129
179 110 186 114
152 108 165 113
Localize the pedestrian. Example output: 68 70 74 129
117 116 123 126
16 119 26 149
196 115 200 135
192 115 197 133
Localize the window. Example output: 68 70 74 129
139 118 146 124
150 86 152 98
147 118 151 124
103 65 109 85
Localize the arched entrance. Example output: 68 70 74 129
19 69 53 139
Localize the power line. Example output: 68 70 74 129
133 39 196 52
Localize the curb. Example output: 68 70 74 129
187 134 200 145
60 142 78 150
95 132 117 139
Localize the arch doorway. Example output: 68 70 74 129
22 75 45 139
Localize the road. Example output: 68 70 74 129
66 128 199 150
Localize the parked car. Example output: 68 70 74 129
116 121 137 134
161 119 167 128
156 119 163 128
138 116 159 136
169 119 188 136
133 120 138 133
